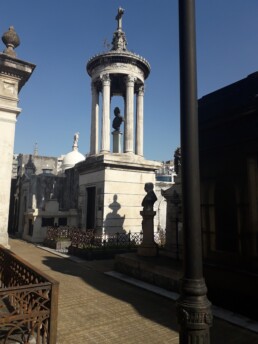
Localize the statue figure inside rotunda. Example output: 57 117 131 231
112 107 124 131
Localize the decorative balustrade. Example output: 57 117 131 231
0 245 59 344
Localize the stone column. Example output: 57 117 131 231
124 75 135 153
90 82 99 155
0 28 35 248
123 95 126 152
0 106 18 247
100 74 111 153
135 85 144 156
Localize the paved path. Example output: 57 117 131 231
9 238 258 344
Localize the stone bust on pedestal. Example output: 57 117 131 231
138 182 158 256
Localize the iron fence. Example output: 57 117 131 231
45 226 166 250
0 245 59 344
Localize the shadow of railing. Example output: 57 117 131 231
0 245 59 344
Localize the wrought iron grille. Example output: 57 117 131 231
45 226 166 250
0 245 59 344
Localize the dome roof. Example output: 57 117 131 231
62 132 85 171
62 150 85 171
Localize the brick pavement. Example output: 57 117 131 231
8 238 258 344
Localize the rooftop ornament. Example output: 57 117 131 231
111 7 127 51
87 7 151 79
2 26 20 58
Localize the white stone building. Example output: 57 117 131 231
11 135 85 242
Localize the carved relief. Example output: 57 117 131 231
177 307 213 327
3 81 16 95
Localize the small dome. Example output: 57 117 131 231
62 150 85 171
62 132 85 171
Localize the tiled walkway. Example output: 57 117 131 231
8 238 258 344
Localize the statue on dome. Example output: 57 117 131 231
112 107 124 131
73 132 79 146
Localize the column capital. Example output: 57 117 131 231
125 75 136 87
100 73 111 86
138 85 145 96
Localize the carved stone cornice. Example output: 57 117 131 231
87 51 150 80
0 53 36 92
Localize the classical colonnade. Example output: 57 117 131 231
90 73 145 156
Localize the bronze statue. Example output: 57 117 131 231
142 183 157 212
112 107 124 131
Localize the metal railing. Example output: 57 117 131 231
45 226 166 250
0 245 59 344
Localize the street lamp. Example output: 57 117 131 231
176 0 213 343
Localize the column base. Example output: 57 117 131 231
176 278 212 343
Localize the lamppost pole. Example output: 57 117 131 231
176 0 212 343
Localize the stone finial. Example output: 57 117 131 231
2 26 20 57
111 8 127 51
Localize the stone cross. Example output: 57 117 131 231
116 7 124 31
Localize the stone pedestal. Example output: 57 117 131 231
138 210 158 256
112 130 122 153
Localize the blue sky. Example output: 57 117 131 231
1 1 258 162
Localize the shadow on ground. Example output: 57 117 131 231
42 254 179 333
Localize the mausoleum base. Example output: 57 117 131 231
78 153 161 234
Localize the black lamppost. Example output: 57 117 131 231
176 0 213 343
